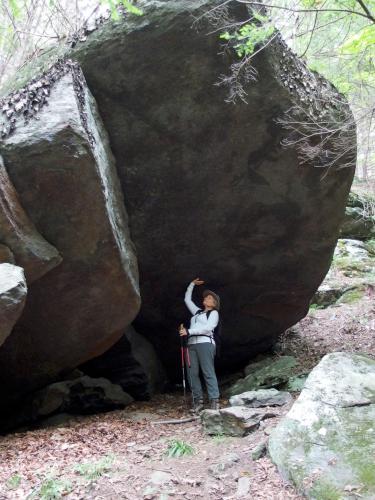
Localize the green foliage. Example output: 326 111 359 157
292 0 375 95
29 475 72 500
357 463 375 487
332 255 369 275
165 439 195 457
211 431 227 444
220 14 275 57
309 303 324 311
6 474 22 489
309 479 342 500
364 239 375 255
73 454 115 482
8 0 21 19
336 288 364 304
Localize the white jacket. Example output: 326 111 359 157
184 282 219 345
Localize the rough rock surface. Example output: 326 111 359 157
33 375 133 416
229 388 292 407
269 352 375 499
340 192 375 241
124 326 167 395
0 0 356 391
69 0 355 374
82 326 166 400
0 155 61 283
341 207 375 240
0 71 140 401
0 263 27 347
201 406 277 436
228 356 297 396
311 238 375 308
1 375 133 431
312 283 352 308
0 244 15 264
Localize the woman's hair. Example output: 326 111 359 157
203 289 220 310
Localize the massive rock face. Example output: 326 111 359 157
0 0 355 402
0 71 140 400
70 0 355 374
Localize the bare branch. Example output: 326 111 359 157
354 0 375 23
236 1 375 23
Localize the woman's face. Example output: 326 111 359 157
203 294 217 309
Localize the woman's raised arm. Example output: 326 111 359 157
184 282 200 315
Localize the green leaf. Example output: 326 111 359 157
220 31 232 41
121 0 143 16
8 0 21 19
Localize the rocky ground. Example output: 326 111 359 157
0 233 374 500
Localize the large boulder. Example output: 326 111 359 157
269 352 375 499
0 0 356 386
201 406 278 436
0 263 27 347
0 69 140 401
69 0 355 374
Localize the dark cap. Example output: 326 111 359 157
202 289 220 310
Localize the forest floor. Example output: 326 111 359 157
0 285 374 499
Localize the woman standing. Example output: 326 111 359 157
179 277 220 412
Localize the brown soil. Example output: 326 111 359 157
0 290 374 499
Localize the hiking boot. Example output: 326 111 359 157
191 399 204 413
210 398 220 410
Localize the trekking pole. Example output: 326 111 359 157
184 342 196 410
180 335 187 401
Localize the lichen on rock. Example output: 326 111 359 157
269 352 375 499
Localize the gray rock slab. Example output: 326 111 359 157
340 206 375 240
229 388 292 407
312 284 351 308
201 406 277 437
0 263 27 347
228 356 297 396
335 238 371 261
269 352 375 499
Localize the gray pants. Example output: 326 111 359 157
186 342 219 400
